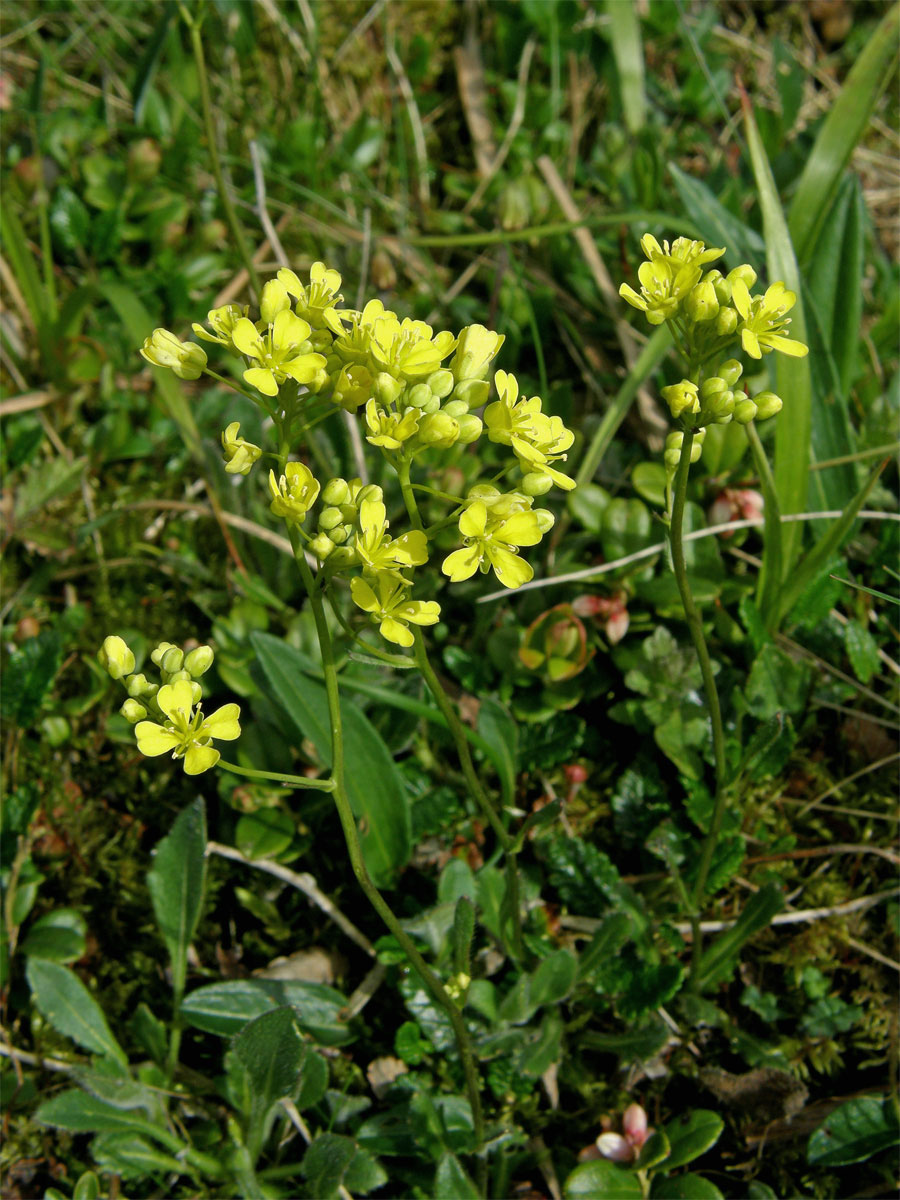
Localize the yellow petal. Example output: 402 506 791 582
351 576 379 613
487 545 533 589
202 704 241 741
459 501 487 539
183 745 220 775
380 617 414 647
135 722 179 757
244 367 279 396
156 680 194 721
442 545 481 582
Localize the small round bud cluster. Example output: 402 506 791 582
312 479 385 562
734 390 783 424
663 428 706 477
661 361 748 430
100 638 217 723
98 635 135 681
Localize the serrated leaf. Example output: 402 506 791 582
564 1158 643 1199
252 633 410 886
662 1109 724 1169
36 1090 175 1145
232 1007 304 1160
302 1132 379 1200
807 1094 900 1167
146 799 207 1001
26 959 127 1065
20 908 86 963
578 913 633 982
745 644 810 721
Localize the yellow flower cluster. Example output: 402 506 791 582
98 636 239 774
141 261 577 650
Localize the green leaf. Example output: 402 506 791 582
232 1007 304 1162
788 3 900 264
0 631 63 728
605 0 645 133
580 1016 669 1061
252 633 410 886
132 6 173 123
631 462 667 509
844 619 879 684
743 98 811 580
180 978 354 1045
662 1110 724 1170
634 1128 670 1170
20 908 86 963
669 164 765 268
601 497 655 562
146 798 207 1001
72 1171 101 1200
235 807 295 860
578 913 633 982
801 995 862 1037
698 882 783 991
807 1095 900 1167
434 1154 479 1200
128 1004 167 1067
301 1132 360 1199
90 1131 186 1182
49 186 90 255
651 1174 723 1200
529 949 578 1008
744 644 811 721
344 1145 388 1194
564 1158 644 1199
36 1090 178 1146
26 959 127 1066
476 696 518 808
516 1012 564 1078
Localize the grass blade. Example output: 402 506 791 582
742 94 812 577
788 2 900 264
605 0 646 133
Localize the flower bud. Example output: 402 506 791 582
318 505 345 532
622 1104 648 1145
321 477 351 506
703 387 734 420
327 546 358 570
126 673 152 698
329 524 350 545
685 280 719 323
718 359 743 387
442 399 468 419
372 372 405 406
455 414 483 444
661 380 700 420
704 269 731 304
260 278 291 325
734 398 758 424
309 533 336 559
140 329 207 380
534 508 555 534
126 138 161 185
165 668 191 684
452 378 491 409
221 422 262 476
450 325 505 382
160 647 184 674
753 391 783 420
99 636 135 680
715 307 738 336
522 471 554 496
151 641 178 667
427 369 454 399
728 263 757 291
407 383 433 409
356 484 383 506
120 699 147 724
418 411 459 446
184 646 214 677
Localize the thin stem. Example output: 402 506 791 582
217 760 335 791
745 421 782 626
396 458 423 530
287 532 486 1172
412 630 526 962
182 4 261 300
667 431 730 980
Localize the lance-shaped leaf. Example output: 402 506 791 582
26 959 127 1066
146 798 207 1002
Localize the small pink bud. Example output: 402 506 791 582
564 764 589 785
571 594 603 618
605 608 630 645
622 1103 649 1147
596 1132 633 1163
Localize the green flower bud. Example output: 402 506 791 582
522 471 554 496
727 264 757 290
455 414 483 444
125 673 151 698
356 484 383 506
753 391 783 420
418 411 459 446
329 524 350 545
421 394 441 414
165 668 192 684
407 383 433 408
450 325 505 382
452 379 491 409
427 369 454 398
534 508 555 534
704 269 731 304
121 699 147 724
327 546 358 570
160 647 184 674
184 646 214 677
685 280 719 323
718 359 743 387
99 635 135 680
734 398 758 424
151 641 178 667
664 447 681 468
715 307 738 336
699 377 726 402
309 533 336 559
442 399 468 419
318 506 345 532
321 477 351 506
373 372 405 406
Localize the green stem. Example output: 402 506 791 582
412 630 525 962
668 430 730 982
396 458 423 530
182 4 261 300
745 421 783 627
287 533 486 1174
218 760 335 791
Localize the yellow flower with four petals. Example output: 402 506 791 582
135 679 240 775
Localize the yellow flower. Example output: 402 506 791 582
328 299 396 363
485 371 575 489
442 500 548 589
332 364 373 411
368 316 456 381
98 635 135 680
731 280 809 359
450 324 506 382
140 329 207 379
278 261 345 329
134 679 240 775
364 399 420 449
231 309 327 397
268 461 320 523
640 235 725 272
351 574 440 647
355 497 428 577
221 422 262 475
192 304 248 351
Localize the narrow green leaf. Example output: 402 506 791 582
580 1016 669 1061
565 1159 644 1199
578 913 633 981
132 6 173 123
742 96 812 579
476 696 518 808
146 798 207 1001
698 882 783 991
36 1090 179 1148
434 1154 479 1200
252 633 411 886
232 1007 303 1162
529 949 578 1008
606 0 646 133
788 3 900 263
807 1094 900 1167
90 1131 187 1182
669 164 766 267
26 959 127 1066
662 1109 724 1170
